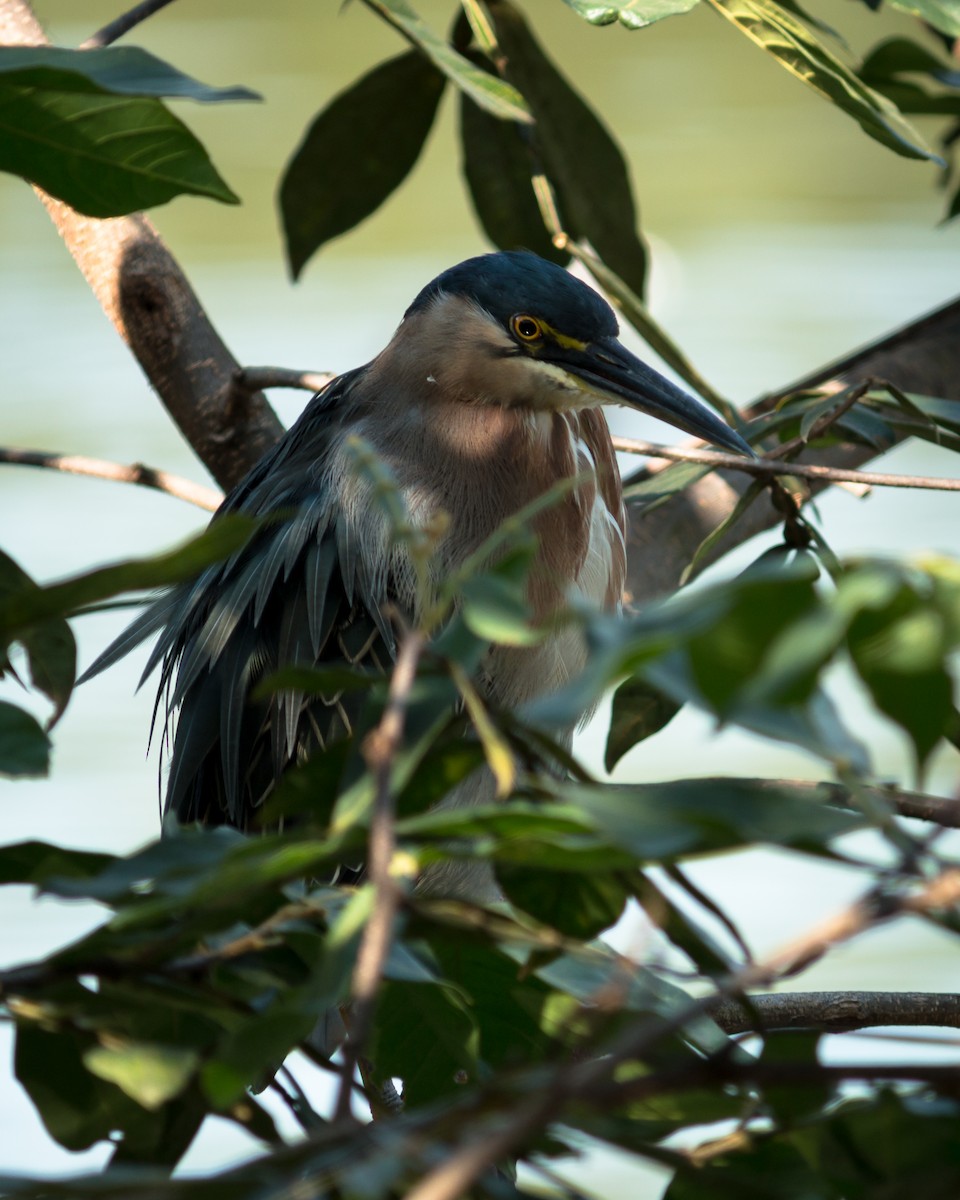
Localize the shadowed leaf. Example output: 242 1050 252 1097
0 701 50 778
280 50 445 277
485 0 648 298
605 677 682 770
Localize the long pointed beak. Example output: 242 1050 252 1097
560 337 755 458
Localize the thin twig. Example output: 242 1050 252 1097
80 0 179 48
711 990 960 1034
613 436 960 493
333 629 425 1122
1 446 223 510
234 366 337 395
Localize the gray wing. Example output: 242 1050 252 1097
83 369 398 831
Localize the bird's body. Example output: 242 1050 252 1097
85 253 750 899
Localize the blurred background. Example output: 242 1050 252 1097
1 0 959 1191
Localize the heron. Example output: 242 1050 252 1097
84 251 751 901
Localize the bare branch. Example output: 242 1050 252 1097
614 436 960 493
334 629 425 1122
234 367 336 394
79 0 178 48
711 990 960 1034
0 447 222 511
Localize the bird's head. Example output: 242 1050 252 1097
398 251 752 457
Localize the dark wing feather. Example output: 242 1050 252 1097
82 368 398 831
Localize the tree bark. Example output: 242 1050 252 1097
0 0 283 493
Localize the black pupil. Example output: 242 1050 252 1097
518 318 538 338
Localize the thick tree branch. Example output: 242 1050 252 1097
0 0 283 494
711 990 960 1033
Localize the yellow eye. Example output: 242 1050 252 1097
511 314 543 342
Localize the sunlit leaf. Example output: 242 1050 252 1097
363 0 530 120
886 0 960 37
708 0 942 163
84 1041 199 1111
560 0 701 28
0 46 250 216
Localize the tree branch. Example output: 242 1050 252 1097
234 366 336 394
614 437 960 493
79 0 179 49
624 297 960 601
0 447 222 510
711 990 960 1034
0 0 284 494
334 628 425 1122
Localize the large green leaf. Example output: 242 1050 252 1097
887 0 960 37
497 860 631 938
0 46 258 102
459 76 568 263
483 0 649 298
280 50 445 277
0 46 251 216
561 0 702 27
708 0 942 163
362 0 529 120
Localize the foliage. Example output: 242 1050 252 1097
2 0 960 1198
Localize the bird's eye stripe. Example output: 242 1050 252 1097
511 314 543 342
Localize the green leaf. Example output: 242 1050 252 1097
363 0 529 121
497 860 630 938
0 549 75 724
886 0 960 37
460 573 543 646
0 52 246 216
560 0 702 28
485 0 648 297
83 1041 199 1111
280 50 445 278
708 0 943 163
605 676 681 770
15 1025 130 1151
0 840 114 885
573 777 863 859
458 72 569 263
0 516 257 642
847 582 955 770
0 701 50 778
0 45 258 102
366 979 478 1103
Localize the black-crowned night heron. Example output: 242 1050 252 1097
86 252 750 899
